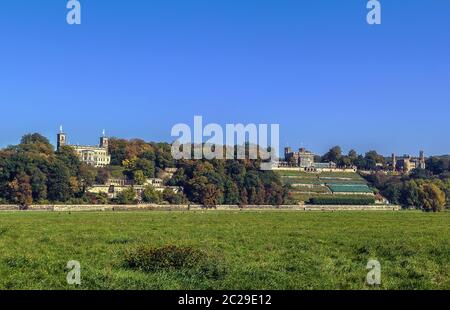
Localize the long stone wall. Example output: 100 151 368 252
0 204 401 212
272 167 358 173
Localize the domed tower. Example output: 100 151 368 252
100 129 109 152
57 126 66 152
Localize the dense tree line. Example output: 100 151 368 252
165 159 288 207
320 146 450 211
109 138 174 170
2 135 448 209
425 156 450 176
0 134 97 206
364 171 449 212
108 139 289 206
0 134 289 206
322 146 450 175
320 146 385 170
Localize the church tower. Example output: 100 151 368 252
57 126 66 151
100 129 109 152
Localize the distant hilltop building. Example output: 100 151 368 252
57 127 111 167
281 146 339 172
390 151 426 173
284 147 315 168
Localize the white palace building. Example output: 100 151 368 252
57 127 111 167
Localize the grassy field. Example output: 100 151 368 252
0 211 449 290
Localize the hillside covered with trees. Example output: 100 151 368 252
319 145 450 211
364 168 450 212
1 135 448 211
0 134 288 206
108 138 288 206
0 134 97 206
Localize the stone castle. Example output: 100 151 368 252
390 151 426 173
281 147 339 172
281 146 426 174
57 127 111 167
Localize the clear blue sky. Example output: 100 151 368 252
0 0 449 156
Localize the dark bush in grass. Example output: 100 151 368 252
308 196 375 205
107 237 134 245
0 227 8 236
124 245 226 279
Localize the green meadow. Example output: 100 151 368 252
0 211 449 290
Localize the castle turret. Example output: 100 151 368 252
403 155 412 173
391 153 397 171
419 150 426 169
284 147 292 160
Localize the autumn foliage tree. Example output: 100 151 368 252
8 173 32 207
0 133 97 205
419 183 446 212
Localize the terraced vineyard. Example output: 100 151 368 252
278 170 375 204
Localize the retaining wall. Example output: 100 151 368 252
0 204 401 212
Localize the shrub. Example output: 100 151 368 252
124 245 226 279
88 193 109 205
115 188 137 204
308 196 375 205
142 185 161 204
162 188 187 204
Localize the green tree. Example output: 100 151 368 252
322 146 342 163
201 184 222 207
384 183 401 205
30 168 48 202
136 159 155 178
133 170 146 185
115 188 137 205
364 150 385 170
77 163 96 193
338 156 352 167
47 161 73 202
239 188 248 207
142 185 161 204
96 167 111 185
162 188 186 204
441 179 450 207
402 180 420 207
19 133 54 156
348 149 358 162
266 182 285 205
419 183 446 212
8 173 32 207
223 179 240 204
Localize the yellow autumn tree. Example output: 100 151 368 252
419 183 446 212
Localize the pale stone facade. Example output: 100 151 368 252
57 128 111 167
284 147 315 167
87 178 182 199
282 146 342 172
390 151 426 174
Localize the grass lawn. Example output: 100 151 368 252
0 211 449 290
